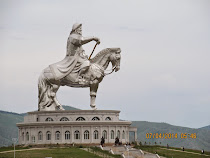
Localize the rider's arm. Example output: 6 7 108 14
81 37 100 45
71 34 100 46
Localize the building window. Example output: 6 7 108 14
92 117 100 121
117 130 120 139
122 130 125 139
22 132 24 141
111 130 114 139
45 117 53 121
38 131 43 141
74 130 80 139
60 117 69 121
26 132 29 141
76 117 85 121
102 130 107 139
105 117 111 121
46 131 51 140
93 130 99 139
32 136 35 143
65 131 70 140
84 130 89 139
55 131 60 140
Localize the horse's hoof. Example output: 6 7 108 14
60 107 65 110
56 105 65 110
90 104 97 110
59 106 65 110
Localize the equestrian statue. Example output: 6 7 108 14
38 23 121 111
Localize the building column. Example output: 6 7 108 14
81 126 83 143
90 126 93 143
35 127 38 144
29 127 31 144
135 131 137 142
43 126 46 143
71 126 74 144
51 126 54 144
115 126 117 138
24 128 26 144
61 126 64 143
99 125 102 140
120 126 122 141
126 127 130 143
108 126 110 143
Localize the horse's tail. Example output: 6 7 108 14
38 71 53 111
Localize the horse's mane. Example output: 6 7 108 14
90 48 111 63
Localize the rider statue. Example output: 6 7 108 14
38 23 121 111
49 23 100 83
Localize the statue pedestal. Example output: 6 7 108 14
17 109 137 145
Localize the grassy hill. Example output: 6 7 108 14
0 111 24 147
200 125 210 130
0 106 79 147
0 108 209 151
62 105 80 111
131 121 210 151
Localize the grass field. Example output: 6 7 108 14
0 147 101 158
135 145 210 158
1 145 210 158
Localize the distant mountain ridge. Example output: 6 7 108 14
199 125 210 130
131 121 210 151
0 107 209 151
62 105 80 111
16 105 80 116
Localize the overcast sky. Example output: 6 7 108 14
1 0 210 128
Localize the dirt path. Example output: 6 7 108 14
0 148 49 154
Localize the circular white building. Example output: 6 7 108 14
17 110 137 145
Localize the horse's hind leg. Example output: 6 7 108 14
50 83 64 110
39 67 65 111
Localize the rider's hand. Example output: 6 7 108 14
94 37 100 45
97 39 100 45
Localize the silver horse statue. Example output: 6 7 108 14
38 48 121 111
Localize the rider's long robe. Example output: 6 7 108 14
49 33 89 80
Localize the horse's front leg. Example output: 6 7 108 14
90 80 99 110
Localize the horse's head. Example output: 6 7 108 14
90 47 121 73
109 48 121 72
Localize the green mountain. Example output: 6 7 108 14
0 111 24 147
62 105 80 110
131 121 210 151
0 108 209 151
0 106 79 147
19 105 80 116
200 125 210 130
